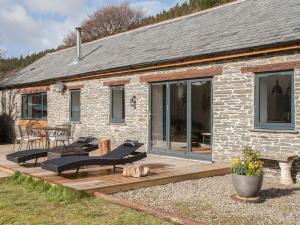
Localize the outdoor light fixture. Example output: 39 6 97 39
130 96 137 109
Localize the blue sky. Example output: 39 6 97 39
0 0 186 57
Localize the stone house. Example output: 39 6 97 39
1 0 300 180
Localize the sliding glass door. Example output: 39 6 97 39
169 82 187 153
190 80 212 159
149 79 212 161
150 83 167 150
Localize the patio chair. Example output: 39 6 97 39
18 125 42 150
12 124 23 151
6 136 97 166
41 140 146 177
69 123 76 143
49 124 72 147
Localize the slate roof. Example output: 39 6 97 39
1 0 300 87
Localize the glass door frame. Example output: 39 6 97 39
148 78 213 161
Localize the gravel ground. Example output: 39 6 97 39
113 175 300 225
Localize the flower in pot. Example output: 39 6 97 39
231 146 264 198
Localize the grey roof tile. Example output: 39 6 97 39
1 0 300 87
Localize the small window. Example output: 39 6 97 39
21 93 47 119
110 86 125 123
255 71 294 130
70 90 80 122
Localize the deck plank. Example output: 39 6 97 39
0 144 230 194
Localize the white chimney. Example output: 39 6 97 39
75 27 82 60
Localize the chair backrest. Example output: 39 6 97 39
56 124 71 129
103 142 144 160
14 124 22 139
18 125 29 138
56 124 71 137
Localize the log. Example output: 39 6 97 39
99 139 111 156
123 165 150 177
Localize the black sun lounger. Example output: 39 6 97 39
41 140 146 176
6 137 97 165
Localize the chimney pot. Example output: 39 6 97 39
75 27 82 60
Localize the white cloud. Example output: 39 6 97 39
23 0 86 17
131 1 169 16
0 0 88 56
131 0 187 16
0 0 182 57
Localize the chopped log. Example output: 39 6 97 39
123 165 150 177
99 139 111 156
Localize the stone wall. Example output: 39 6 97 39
0 89 20 143
212 51 300 181
47 74 148 151
2 50 300 181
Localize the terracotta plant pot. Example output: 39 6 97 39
232 173 263 197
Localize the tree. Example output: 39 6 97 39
0 48 5 59
63 1 145 47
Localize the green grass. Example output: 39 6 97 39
0 172 175 225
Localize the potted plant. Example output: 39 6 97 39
231 146 264 198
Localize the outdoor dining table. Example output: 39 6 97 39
30 127 70 148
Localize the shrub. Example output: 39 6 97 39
231 145 264 176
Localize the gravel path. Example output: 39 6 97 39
114 175 300 225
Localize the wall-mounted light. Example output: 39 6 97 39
130 96 136 109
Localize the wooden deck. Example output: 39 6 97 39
0 144 230 194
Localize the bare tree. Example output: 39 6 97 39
63 1 145 47
0 49 5 59
0 35 5 59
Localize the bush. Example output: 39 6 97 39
231 146 264 176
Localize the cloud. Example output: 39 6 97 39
0 0 88 56
131 1 170 16
23 0 87 17
132 0 187 16
0 0 185 57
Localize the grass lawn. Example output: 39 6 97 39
0 172 175 225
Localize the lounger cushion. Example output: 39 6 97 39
6 149 48 164
6 137 97 164
41 142 145 174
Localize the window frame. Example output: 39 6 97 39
69 89 81 122
254 70 295 130
109 85 125 123
21 92 47 120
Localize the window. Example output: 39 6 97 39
21 93 47 119
110 86 125 123
70 90 80 121
255 71 294 129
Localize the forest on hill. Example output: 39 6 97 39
0 0 233 80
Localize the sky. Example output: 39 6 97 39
0 0 186 58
